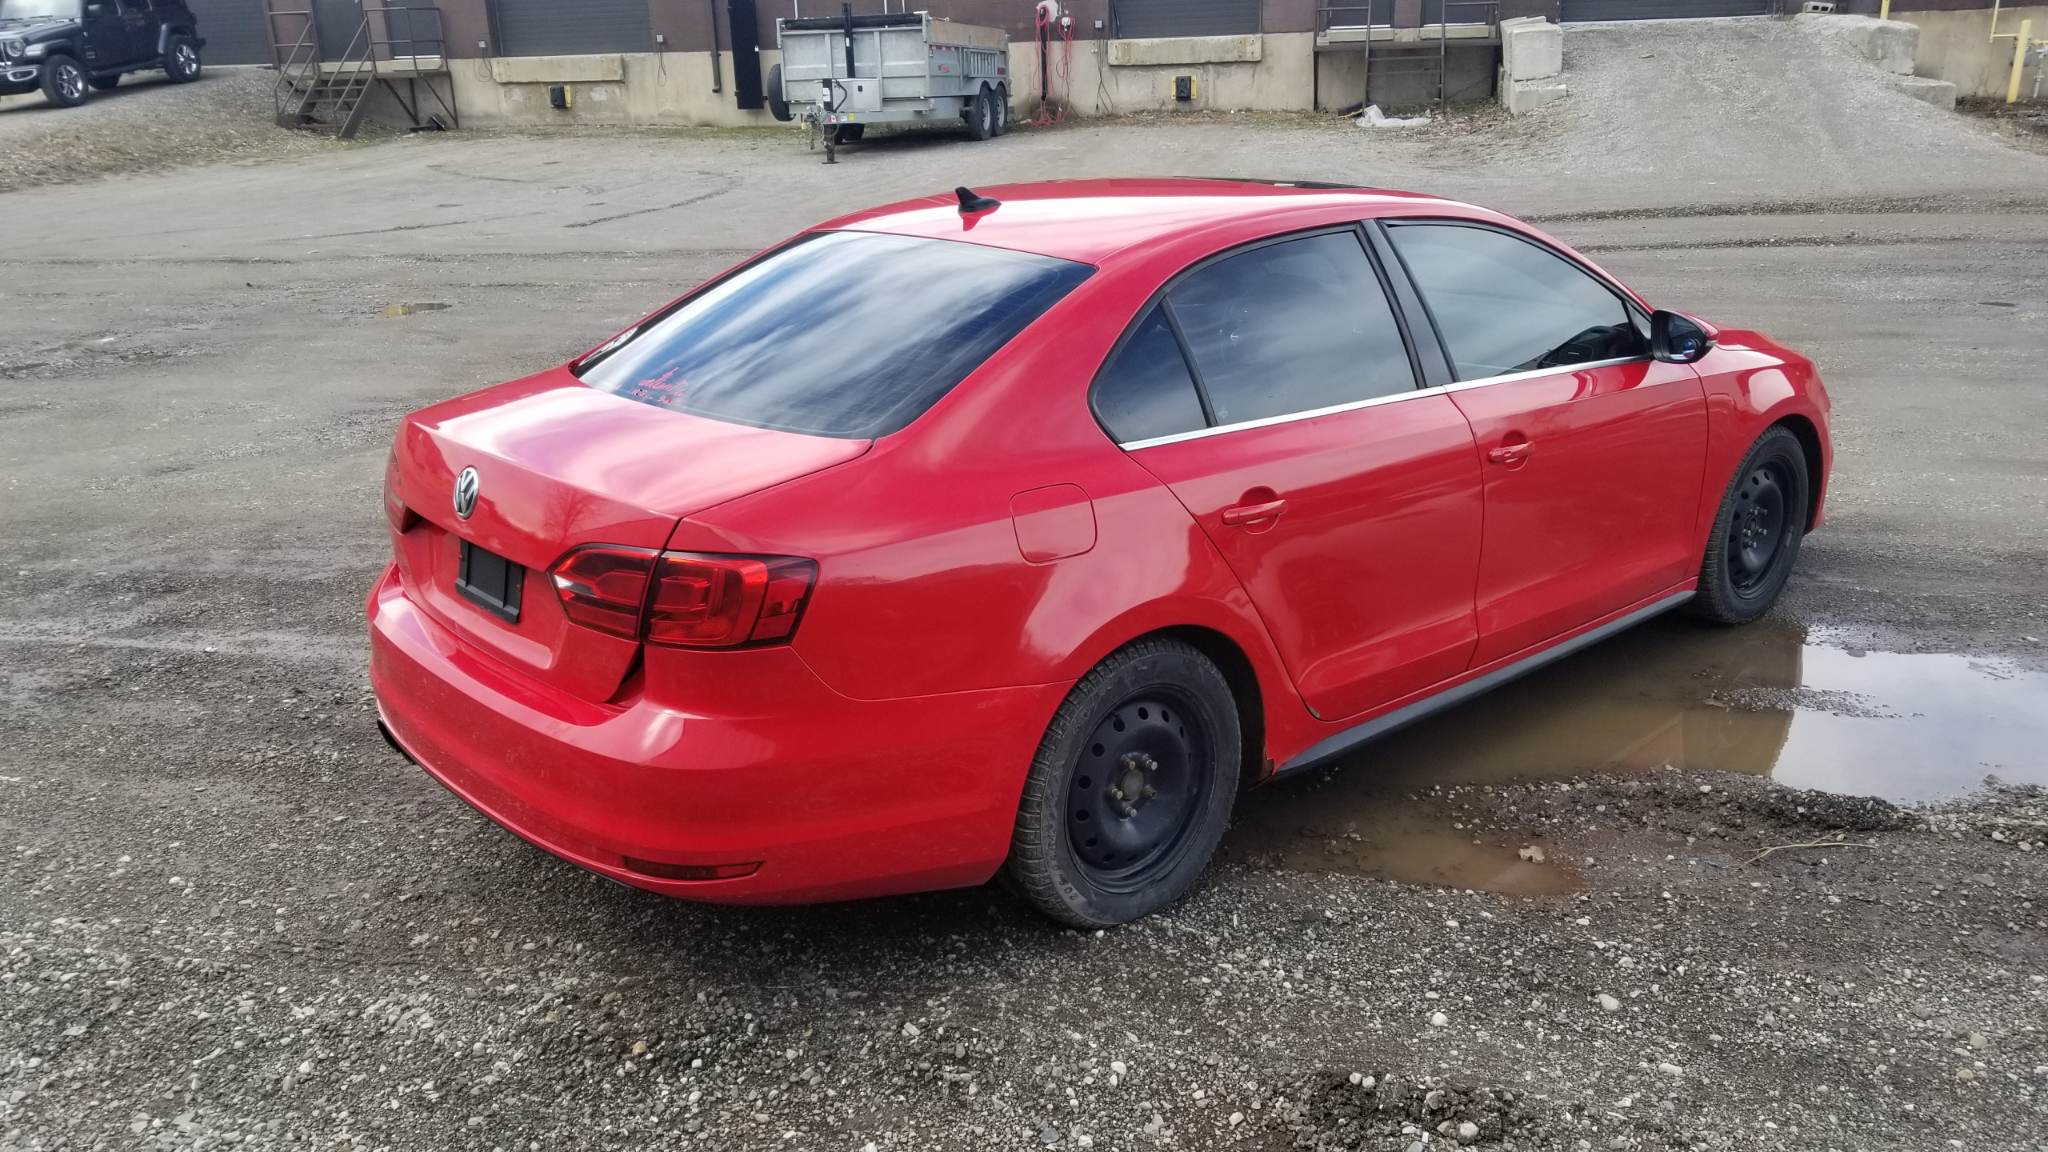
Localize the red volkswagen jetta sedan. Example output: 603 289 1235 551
371 179 1831 926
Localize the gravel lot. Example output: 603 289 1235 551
0 68 347 194
3 17 2046 1152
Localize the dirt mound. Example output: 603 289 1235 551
1461 16 2048 214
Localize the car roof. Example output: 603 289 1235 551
815 178 1502 266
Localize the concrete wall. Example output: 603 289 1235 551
350 2 1538 129
1313 45 1495 110
1889 4 2047 98
362 48 786 128
1010 32 1317 115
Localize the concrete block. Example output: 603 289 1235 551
1106 35 1262 67
1501 18 1563 82
488 54 626 84
1896 75 1957 109
1799 13 1918 75
1503 75 1566 115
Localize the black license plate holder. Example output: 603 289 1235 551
456 539 524 623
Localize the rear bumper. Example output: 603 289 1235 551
367 564 1067 904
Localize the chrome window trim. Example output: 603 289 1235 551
1116 355 1648 452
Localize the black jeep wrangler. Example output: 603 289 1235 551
0 0 204 108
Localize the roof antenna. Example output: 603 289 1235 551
956 186 1001 214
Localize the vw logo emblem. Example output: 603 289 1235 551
453 467 481 520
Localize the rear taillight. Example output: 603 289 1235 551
548 547 816 648
550 546 658 639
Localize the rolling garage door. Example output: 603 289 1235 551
185 0 270 64
1113 0 1259 39
1561 0 1774 19
491 0 652 56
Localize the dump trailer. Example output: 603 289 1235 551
767 9 1012 160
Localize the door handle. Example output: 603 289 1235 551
1486 439 1534 467
1221 498 1288 527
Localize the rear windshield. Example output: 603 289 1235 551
578 232 1093 438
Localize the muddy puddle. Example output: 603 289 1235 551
1226 616 2048 894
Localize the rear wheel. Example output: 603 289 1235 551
1691 426 1809 624
992 84 1009 135
165 36 202 83
88 74 120 91
968 85 995 140
1005 639 1241 927
42 54 89 107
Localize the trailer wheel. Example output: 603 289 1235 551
766 64 792 123
969 85 996 141
993 84 1010 135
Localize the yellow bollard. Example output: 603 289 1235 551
2011 18 2032 104
1879 0 1890 21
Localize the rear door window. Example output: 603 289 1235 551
1092 305 1208 445
1164 230 1416 426
579 232 1092 438
1385 222 1649 380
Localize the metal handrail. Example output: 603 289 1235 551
269 2 456 130
1319 0 1499 34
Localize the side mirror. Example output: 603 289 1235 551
84 2 106 14
1651 309 1713 364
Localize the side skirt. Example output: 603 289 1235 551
1274 589 1696 778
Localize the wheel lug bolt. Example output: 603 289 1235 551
1106 787 1123 801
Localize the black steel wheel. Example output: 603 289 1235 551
166 37 202 83
1006 639 1241 926
42 55 89 107
1692 425 1810 624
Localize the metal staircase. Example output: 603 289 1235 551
266 2 457 138
1317 0 1502 113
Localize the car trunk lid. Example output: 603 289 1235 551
385 370 870 702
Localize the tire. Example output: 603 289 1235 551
1691 426 1810 625
165 36 202 83
992 84 1009 135
42 54 89 107
1005 639 1242 927
832 122 864 144
765 63 791 122
968 85 995 141
88 74 120 91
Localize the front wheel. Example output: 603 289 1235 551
992 85 1009 135
165 36 202 83
42 55 89 107
1691 426 1810 624
1005 639 1241 927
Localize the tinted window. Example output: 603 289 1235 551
580 232 1092 438
1093 306 1207 444
1166 231 1414 427
1386 223 1648 380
